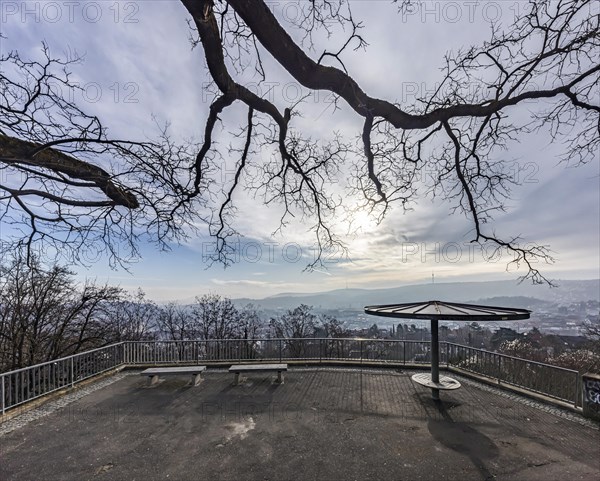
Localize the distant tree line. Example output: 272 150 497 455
1 255 597 373
0 255 352 372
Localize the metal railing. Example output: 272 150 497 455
0 338 581 413
446 343 581 407
1 343 123 414
124 338 438 366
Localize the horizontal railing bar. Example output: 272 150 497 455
0 342 125 378
124 338 434 344
3 363 119 410
445 342 579 374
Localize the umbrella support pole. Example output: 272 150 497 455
431 319 439 400
366 300 530 401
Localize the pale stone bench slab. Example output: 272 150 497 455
229 363 288 385
140 366 207 386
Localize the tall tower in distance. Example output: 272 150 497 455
432 272 435 284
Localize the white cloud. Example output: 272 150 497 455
4 1 598 300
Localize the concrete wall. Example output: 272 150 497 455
582 372 600 420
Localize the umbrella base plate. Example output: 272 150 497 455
411 373 461 390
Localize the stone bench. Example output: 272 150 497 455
229 363 288 385
140 366 207 386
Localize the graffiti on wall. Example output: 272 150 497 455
583 378 600 406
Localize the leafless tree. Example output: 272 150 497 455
105 288 159 342
581 319 600 354
237 303 264 359
157 302 194 341
270 304 317 357
1 1 598 283
317 314 349 358
237 303 263 339
0 43 202 267
0 253 122 371
191 294 256 360
155 301 198 360
180 0 599 282
548 348 600 374
318 315 348 338
270 304 317 338
192 293 241 339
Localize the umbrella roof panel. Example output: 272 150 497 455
364 300 531 321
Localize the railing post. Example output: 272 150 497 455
319 339 322 364
403 341 406 365
279 339 282 363
430 319 440 401
1 375 5 415
575 373 580 408
360 340 363 365
70 356 74 388
497 353 501 383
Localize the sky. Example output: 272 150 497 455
1 1 598 301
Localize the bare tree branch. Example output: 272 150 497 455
1 0 598 282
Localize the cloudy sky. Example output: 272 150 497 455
1 1 598 300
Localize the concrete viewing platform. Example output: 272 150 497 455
1 367 598 481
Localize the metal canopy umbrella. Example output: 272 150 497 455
364 301 531 400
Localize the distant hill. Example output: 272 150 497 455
230 279 599 310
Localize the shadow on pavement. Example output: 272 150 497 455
427 398 499 481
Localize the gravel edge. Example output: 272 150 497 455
0 371 133 436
